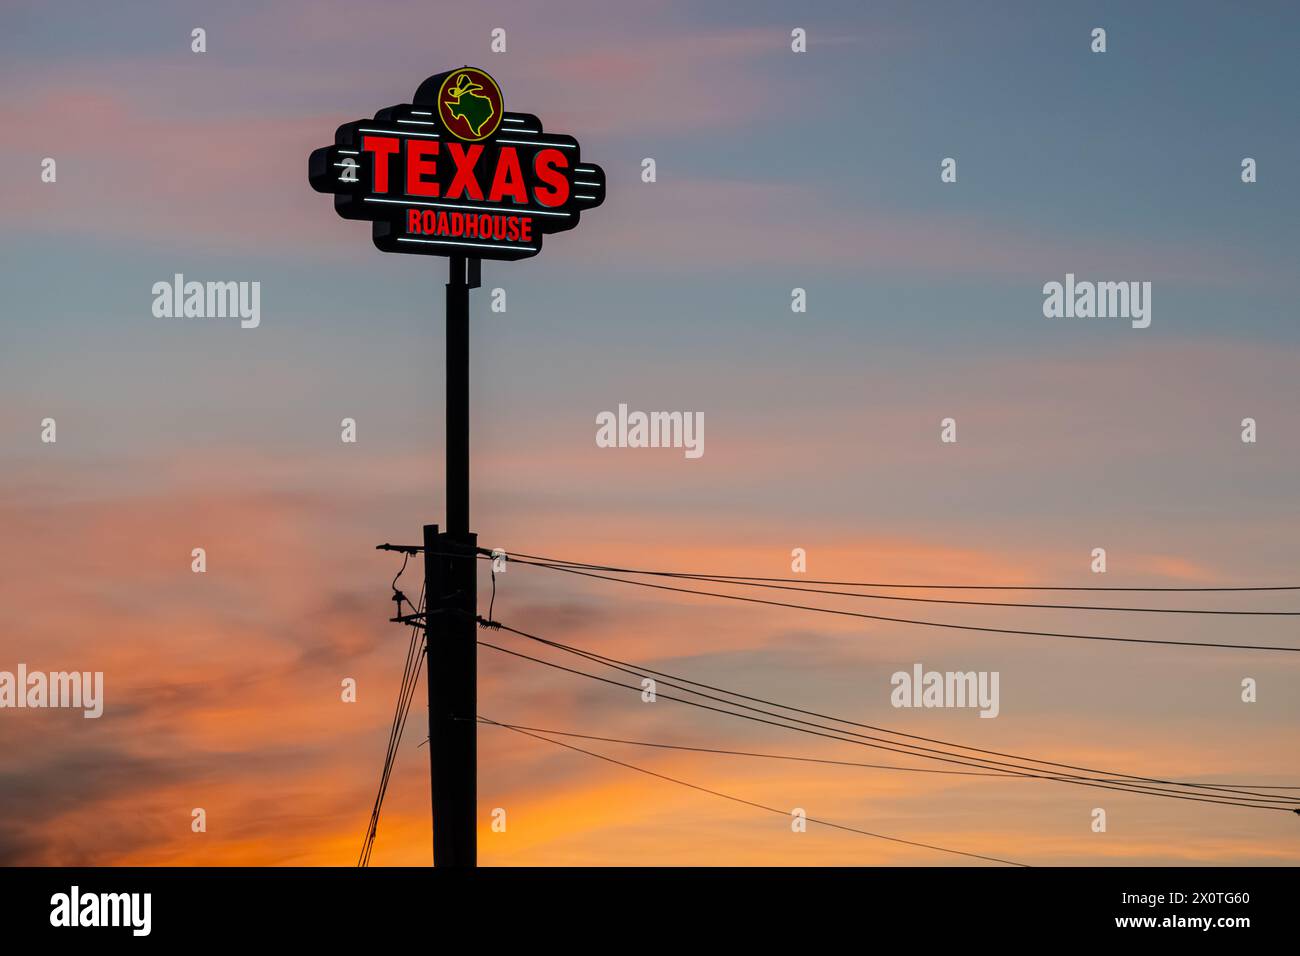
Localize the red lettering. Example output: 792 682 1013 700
446 143 484 200
488 147 528 203
404 205 536 245
532 148 569 207
406 140 440 196
362 136 400 193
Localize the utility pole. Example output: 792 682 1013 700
426 254 480 867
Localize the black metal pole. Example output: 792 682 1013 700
427 255 478 867
446 255 470 537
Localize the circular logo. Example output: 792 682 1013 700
437 68 503 142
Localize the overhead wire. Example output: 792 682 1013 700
477 622 1299 811
480 715 1030 867
491 549 1300 593
366 546 1300 867
509 560 1300 616
468 718 1300 789
360 585 427 866
503 560 1300 653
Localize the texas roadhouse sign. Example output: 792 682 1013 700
309 66 605 260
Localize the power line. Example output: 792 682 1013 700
489 622 1300 805
473 718 1011 775
360 587 427 867
510 561 1300 653
476 640 1296 811
479 638 1295 811
477 625 1299 811
502 558 1300 616
491 625 1299 801
493 549 1300 593
365 629 424 865
469 719 1300 789
469 719 1019 776
479 715 1030 867
368 546 1299 869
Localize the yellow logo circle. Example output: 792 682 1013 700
437 68 504 142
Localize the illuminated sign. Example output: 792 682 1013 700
308 67 605 261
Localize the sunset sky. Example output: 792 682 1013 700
2 0 1298 866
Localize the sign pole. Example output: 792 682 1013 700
427 254 479 867
446 254 474 537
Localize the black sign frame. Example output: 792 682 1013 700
309 68 605 261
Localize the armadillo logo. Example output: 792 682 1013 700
437 68 503 141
